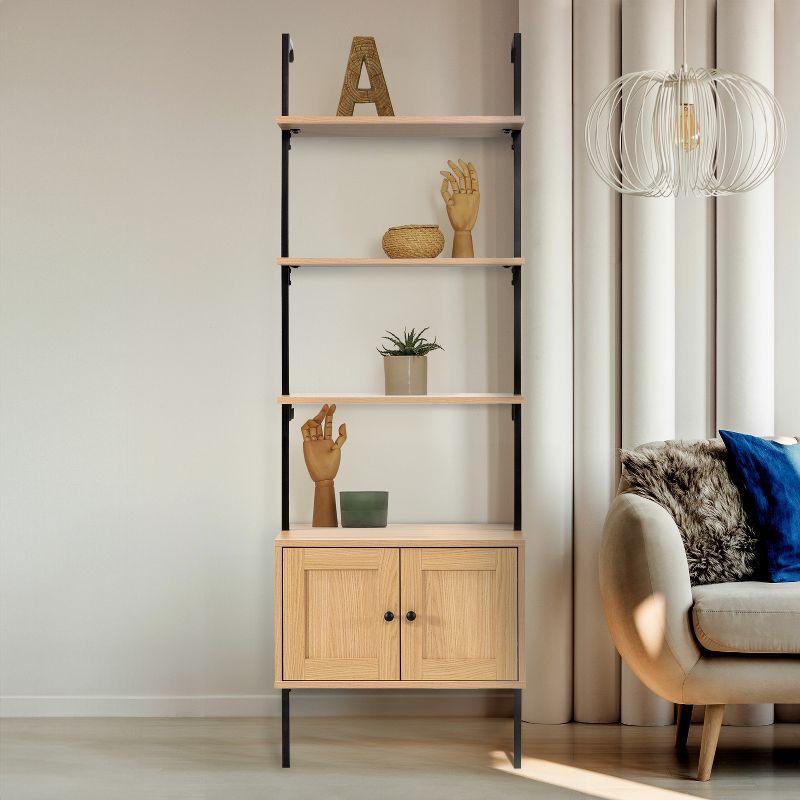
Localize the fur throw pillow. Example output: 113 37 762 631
621 439 758 585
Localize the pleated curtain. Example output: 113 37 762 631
519 0 800 725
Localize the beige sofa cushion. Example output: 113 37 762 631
692 582 800 654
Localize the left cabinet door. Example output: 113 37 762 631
282 548 400 681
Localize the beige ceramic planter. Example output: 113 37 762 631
383 355 427 395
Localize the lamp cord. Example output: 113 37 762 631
682 0 688 70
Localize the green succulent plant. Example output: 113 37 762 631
377 327 444 357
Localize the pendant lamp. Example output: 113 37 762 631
585 0 786 197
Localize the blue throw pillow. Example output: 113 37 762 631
719 430 800 583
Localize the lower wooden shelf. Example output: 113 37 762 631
278 393 524 405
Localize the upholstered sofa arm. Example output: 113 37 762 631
600 492 702 704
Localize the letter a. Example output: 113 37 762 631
337 36 394 116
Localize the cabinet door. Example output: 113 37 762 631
283 548 399 681
401 548 517 681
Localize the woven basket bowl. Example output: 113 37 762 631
382 225 445 259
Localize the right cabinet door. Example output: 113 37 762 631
401 548 517 681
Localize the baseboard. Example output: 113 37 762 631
0 690 513 718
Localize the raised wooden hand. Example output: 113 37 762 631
301 403 347 527
440 159 480 258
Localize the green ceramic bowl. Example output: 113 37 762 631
339 491 389 528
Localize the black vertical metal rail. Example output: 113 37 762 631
511 33 522 533
511 33 523 768
281 34 294 533
280 34 294 771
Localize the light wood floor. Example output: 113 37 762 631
1 717 799 800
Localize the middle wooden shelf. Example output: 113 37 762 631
277 257 524 268
278 393 523 405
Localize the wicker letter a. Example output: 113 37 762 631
337 36 394 116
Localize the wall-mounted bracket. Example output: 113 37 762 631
502 127 517 150
502 264 518 286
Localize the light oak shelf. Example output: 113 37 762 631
275 32 526 769
278 257 524 268
276 523 524 548
277 115 524 138
278 393 524 405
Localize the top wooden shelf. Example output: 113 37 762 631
276 115 525 138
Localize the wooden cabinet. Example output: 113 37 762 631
275 528 524 689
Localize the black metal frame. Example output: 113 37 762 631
281 33 294 531
513 688 522 768
511 32 522 532
282 689 291 767
278 31 523 770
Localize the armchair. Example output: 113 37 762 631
600 479 800 780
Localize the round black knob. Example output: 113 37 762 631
383 611 395 622
406 611 416 622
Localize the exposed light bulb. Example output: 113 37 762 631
677 103 700 151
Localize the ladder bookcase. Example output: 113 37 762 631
275 32 525 769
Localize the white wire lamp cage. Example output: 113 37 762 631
585 0 786 197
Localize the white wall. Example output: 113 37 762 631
0 0 518 716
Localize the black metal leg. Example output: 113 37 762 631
282 689 291 768
513 689 522 768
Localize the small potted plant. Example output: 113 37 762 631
378 327 443 396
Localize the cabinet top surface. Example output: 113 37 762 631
275 523 525 547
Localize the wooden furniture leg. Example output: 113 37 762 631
513 689 522 768
282 689 291 768
675 703 693 749
697 704 725 781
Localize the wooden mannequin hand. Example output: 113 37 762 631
301 404 347 527
440 159 479 257
301 403 347 483
440 159 480 231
